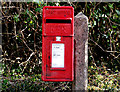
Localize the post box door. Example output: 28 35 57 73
44 37 73 79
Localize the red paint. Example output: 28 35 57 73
42 6 74 81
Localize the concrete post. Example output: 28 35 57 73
72 12 88 91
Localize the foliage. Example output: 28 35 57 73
88 65 119 91
2 74 72 91
1 1 120 91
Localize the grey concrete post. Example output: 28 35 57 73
72 12 88 91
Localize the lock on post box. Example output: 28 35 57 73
42 6 74 81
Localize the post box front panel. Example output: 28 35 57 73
42 6 74 81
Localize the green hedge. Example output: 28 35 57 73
1 2 120 91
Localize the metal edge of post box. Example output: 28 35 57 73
42 6 74 81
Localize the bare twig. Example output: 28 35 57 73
88 1 102 21
67 0 72 6
88 47 97 67
20 52 35 74
107 17 120 26
90 39 120 53
34 32 36 51
20 27 33 52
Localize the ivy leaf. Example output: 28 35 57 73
103 6 107 10
115 10 120 15
35 8 41 12
30 20 33 24
13 15 20 22
112 25 117 28
108 3 113 9
24 21 27 23
3 79 8 84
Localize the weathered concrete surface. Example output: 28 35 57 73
72 12 88 91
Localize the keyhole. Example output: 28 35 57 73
48 56 50 59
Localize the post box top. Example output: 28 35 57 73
43 6 74 9
43 6 74 18
42 6 74 36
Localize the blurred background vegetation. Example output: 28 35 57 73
1 1 120 91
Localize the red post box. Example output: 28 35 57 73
42 6 74 81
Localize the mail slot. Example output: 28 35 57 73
42 6 74 81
